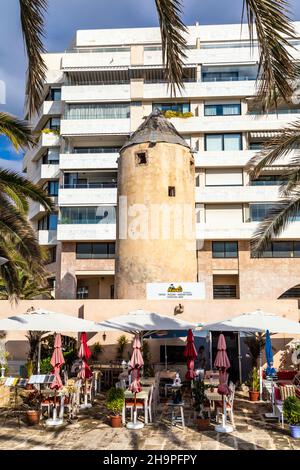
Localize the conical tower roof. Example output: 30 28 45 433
120 109 190 152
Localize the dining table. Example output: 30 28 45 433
123 386 151 425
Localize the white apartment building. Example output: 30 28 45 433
23 22 300 303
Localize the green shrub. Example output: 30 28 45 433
40 357 52 374
283 396 300 425
247 366 260 391
164 110 194 119
91 342 103 360
106 387 125 416
193 379 210 418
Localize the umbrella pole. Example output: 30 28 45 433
259 347 263 401
165 340 167 370
238 332 242 385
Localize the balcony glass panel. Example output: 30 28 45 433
65 103 130 119
60 206 116 224
204 104 241 116
202 65 257 82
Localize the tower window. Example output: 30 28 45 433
136 152 147 165
168 186 176 197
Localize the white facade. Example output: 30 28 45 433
23 22 300 300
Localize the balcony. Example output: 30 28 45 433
38 230 57 246
28 201 47 221
60 152 118 170
57 223 116 241
26 132 61 163
196 185 280 204
31 101 63 131
61 84 130 102
59 187 117 205
196 221 300 240
195 149 297 168
61 51 131 70
143 80 256 100
171 113 300 134
60 118 130 136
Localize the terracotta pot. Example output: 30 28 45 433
196 417 210 431
26 410 40 426
249 390 260 402
110 415 122 428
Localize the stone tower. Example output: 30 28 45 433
115 109 197 299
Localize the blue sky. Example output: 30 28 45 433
1 0 300 172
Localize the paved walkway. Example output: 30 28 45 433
0 393 299 450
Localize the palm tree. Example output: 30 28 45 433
0 120 53 299
0 243 52 300
247 120 300 254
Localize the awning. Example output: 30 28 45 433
250 131 280 139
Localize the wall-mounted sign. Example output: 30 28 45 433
146 282 205 300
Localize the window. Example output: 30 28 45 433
42 148 60 164
250 203 300 222
76 243 116 259
48 117 60 131
136 152 147 165
38 213 58 231
212 241 238 258
250 175 283 186
77 286 89 300
204 103 241 116
49 88 61 101
249 142 264 150
213 285 237 299
160 346 186 364
205 169 243 186
251 241 300 258
279 285 300 299
249 203 277 221
110 284 114 299
202 65 257 82
60 206 116 224
47 247 56 264
153 102 190 114
168 186 176 197
65 103 130 120
47 180 59 196
205 133 242 151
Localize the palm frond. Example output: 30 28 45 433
0 244 20 298
246 119 300 178
19 0 47 117
2 186 29 213
0 112 36 151
251 191 300 255
0 198 42 262
0 169 53 211
243 0 298 111
279 166 300 195
155 0 187 96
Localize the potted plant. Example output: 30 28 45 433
24 390 41 426
247 367 260 401
91 342 103 361
193 379 210 430
116 335 128 361
106 387 124 428
283 396 300 438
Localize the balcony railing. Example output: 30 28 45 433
62 182 117 189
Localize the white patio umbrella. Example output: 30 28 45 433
99 309 197 334
195 309 300 399
199 309 300 335
99 309 198 370
0 308 105 372
0 308 105 333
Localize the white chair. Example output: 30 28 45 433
216 382 235 428
125 386 154 423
